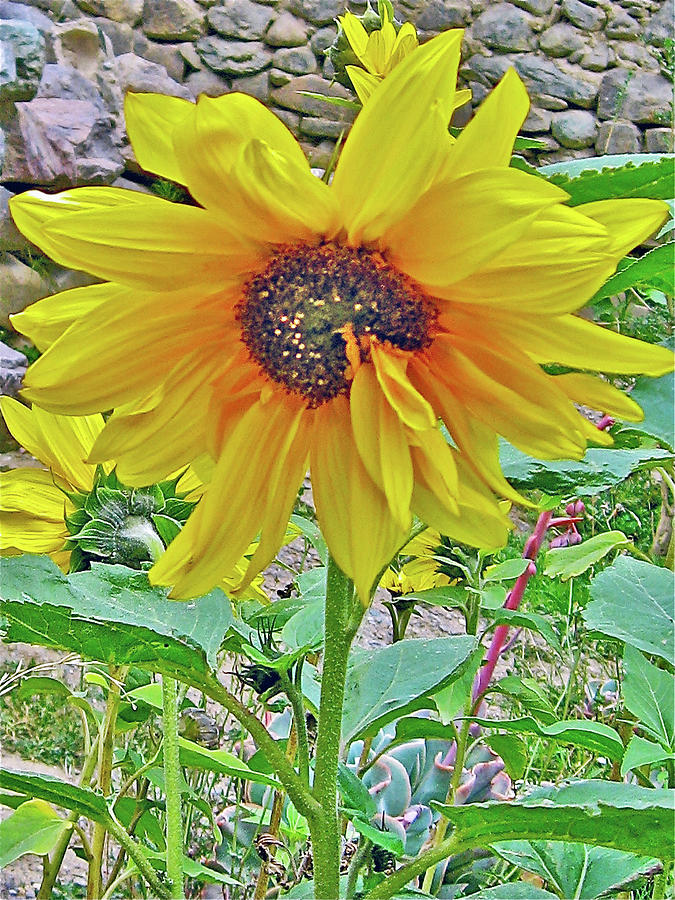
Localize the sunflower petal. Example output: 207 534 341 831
0 397 100 492
385 167 567 289
172 92 309 215
311 396 407 603
333 28 463 243
371 343 436 431
23 289 228 414
441 68 529 178
554 373 644 422
350 363 413 530
581 198 670 255
11 283 120 352
0 468 66 520
151 396 304 598
124 92 193 183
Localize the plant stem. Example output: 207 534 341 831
104 811 170 898
88 664 126 900
162 675 184 900
363 834 462 900
345 837 371 898
281 668 310 785
193 674 321 823
38 734 101 900
472 511 552 707
311 555 361 900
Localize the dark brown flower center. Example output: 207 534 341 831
236 243 437 407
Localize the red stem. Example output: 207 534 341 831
472 510 552 709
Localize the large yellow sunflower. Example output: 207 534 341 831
9 30 672 602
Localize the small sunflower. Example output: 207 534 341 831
380 528 451 595
9 30 672 602
332 4 471 108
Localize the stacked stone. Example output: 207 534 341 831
0 0 672 339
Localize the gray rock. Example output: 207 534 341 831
614 42 659 69
0 20 44 101
74 0 143 24
273 106 299 130
143 0 203 40
0 252 50 327
269 66 292 86
272 45 317 74
310 25 336 55
37 63 108 112
184 66 228 95
598 68 673 124
0 340 27 398
551 109 597 148
472 3 535 52
270 72 354 120
645 1 674 47
0 2 54 32
299 114 346 137
114 52 192 96
1 97 124 186
605 8 640 39
230 70 269 100
50 20 110 81
178 41 202 70
645 128 674 153
287 0 344 26
538 23 584 57
536 94 569 110
93 16 134 54
207 0 275 40
410 0 471 30
0 187 27 252
509 0 555 12
522 105 553 132
196 36 272 75
514 55 600 109
578 40 609 71
596 119 642 153
561 0 606 31
461 52 512 86
137 40 186 81
265 12 308 47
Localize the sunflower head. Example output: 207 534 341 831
64 468 196 573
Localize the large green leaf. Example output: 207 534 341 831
342 636 477 744
584 556 674 663
499 443 672 496
622 645 674 750
433 780 675 861
177 738 280 788
592 244 675 300
0 770 110 825
0 799 72 866
0 557 232 680
543 531 630 580
469 717 624 761
628 371 674 449
485 609 561 654
539 154 675 205
493 841 659 899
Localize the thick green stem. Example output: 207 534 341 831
104 813 170 898
162 676 184 899
88 665 125 899
311 556 360 900
281 669 310 785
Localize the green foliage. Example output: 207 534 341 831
539 154 675 205
433 781 675 861
342 636 477 743
0 556 233 678
492 841 659 899
0 799 71 867
583 555 674 663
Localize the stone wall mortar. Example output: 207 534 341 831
0 0 672 325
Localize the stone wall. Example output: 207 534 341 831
0 0 673 369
